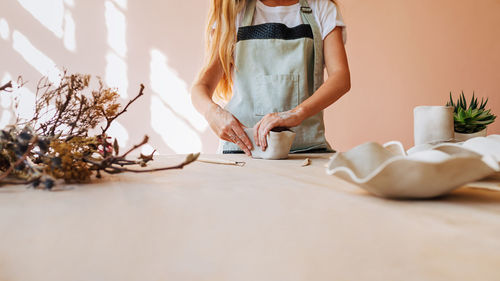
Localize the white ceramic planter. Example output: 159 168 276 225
244 128 296 160
414 106 454 146
454 128 487 142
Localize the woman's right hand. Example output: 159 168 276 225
205 104 253 156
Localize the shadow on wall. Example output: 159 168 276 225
0 0 220 154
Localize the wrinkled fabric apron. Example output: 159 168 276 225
221 0 332 153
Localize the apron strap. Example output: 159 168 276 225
298 0 324 92
242 0 257 27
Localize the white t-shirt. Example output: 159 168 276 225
237 0 347 43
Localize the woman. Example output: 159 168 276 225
191 0 350 156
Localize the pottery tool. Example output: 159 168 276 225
197 157 246 167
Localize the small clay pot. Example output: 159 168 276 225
244 128 296 160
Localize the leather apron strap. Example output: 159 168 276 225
298 0 324 92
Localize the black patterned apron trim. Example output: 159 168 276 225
237 23 313 42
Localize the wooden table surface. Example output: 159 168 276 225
1 154 500 281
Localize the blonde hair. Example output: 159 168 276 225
202 0 337 101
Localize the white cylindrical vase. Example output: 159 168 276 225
414 106 454 146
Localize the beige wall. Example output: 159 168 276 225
1 0 499 154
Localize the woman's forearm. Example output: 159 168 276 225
295 69 351 121
191 56 224 118
191 83 219 118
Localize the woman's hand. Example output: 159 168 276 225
253 108 305 151
206 104 253 156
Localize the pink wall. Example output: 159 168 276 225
326 0 500 150
1 0 499 153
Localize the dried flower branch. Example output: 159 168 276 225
84 152 200 174
0 72 199 190
101 84 145 135
0 76 25 93
29 73 121 138
0 81 13 92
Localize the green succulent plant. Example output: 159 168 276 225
446 91 496 134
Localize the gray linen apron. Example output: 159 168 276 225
221 0 332 153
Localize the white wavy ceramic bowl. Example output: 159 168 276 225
409 134 500 162
460 135 500 162
326 141 499 199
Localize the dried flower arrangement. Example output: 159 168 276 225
0 73 199 190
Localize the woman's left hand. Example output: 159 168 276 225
253 108 305 151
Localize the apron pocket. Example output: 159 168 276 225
254 74 299 116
